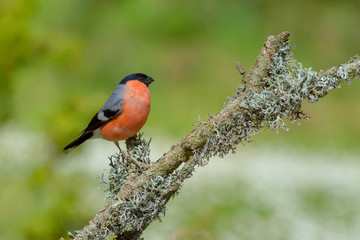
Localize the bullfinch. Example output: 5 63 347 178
63 73 154 153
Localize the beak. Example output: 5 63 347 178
146 76 154 85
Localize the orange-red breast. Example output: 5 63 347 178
64 73 154 153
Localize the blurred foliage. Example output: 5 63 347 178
144 153 360 240
0 0 359 239
1 0 359 150
0 0 36 121
0 123 104 240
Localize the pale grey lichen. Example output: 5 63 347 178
102 135 153 200
127 134 152 167
102 174 174 239
73 134 178 240
195 41 354 164
105 153 130 199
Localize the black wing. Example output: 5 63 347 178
82 84 127 133
83 109 120 132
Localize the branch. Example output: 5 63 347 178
70 31 360 240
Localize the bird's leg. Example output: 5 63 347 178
114 141 130 162
114 141 146 170
114 141 121 151
114 141 145 169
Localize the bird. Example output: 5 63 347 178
63 73 154 153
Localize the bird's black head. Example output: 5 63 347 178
120 73 154 86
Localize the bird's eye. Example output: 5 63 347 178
139 77 145 82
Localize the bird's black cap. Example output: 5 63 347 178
120 73 154 86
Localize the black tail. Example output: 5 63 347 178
63 132 93 153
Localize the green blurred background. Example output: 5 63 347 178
0 0 359 239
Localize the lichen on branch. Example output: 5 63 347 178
70 31 360 240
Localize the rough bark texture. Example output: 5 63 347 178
70 31 360 240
